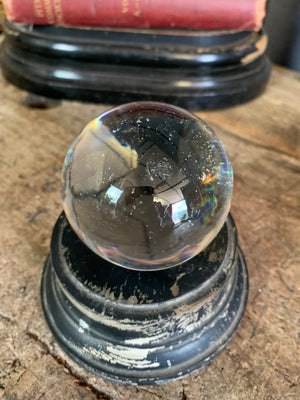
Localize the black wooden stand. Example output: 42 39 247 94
41 213 248 385
1 20 271 109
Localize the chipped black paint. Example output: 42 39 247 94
41 213 248 385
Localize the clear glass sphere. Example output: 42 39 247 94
62 102 233 271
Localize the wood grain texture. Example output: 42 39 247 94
0 66 299 399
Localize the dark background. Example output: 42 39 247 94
265 0 300 71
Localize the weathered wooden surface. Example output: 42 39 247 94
0 66 299 400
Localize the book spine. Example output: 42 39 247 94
3 0 267 30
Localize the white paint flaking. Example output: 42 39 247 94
79 318 89 330
83 345 160 369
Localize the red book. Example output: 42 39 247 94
3 0 267 30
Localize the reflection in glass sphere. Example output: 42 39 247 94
62 102 233 271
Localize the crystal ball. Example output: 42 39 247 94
62 102 233 271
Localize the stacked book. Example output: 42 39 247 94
4 0 266 30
